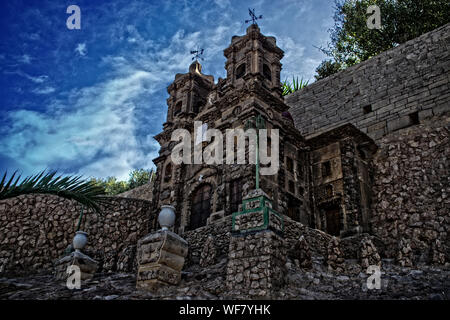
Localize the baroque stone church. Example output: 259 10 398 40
151 24 376 239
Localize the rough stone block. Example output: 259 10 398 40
136 230 188 291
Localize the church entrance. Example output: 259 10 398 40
189 184 212 230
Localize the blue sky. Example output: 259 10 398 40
0 0 335 181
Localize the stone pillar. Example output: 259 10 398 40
136 230 188 291
226 189 286 298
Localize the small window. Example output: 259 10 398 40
230 179 243 214
232 106 241 117
409 111 419 125
193 102 201 114
322 161 331 178
288 180 295 194
263 64 272 81
236 64 246 79
286 157 294 173
363 104 372 114
325 184 333 197
298 186 305 196
174 101 182 116
297 162 304 177
164 163 172 182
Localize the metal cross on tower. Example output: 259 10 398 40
245 113 266 190
190 46 204 61
245 8 262 25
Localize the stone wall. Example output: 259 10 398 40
371 115 449 264
182 212 357 268
0 194 154 275
117 181 154 202
284 217 331 257
285 23 450 141
182 216 232 267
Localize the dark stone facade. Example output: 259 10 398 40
151 24 374 240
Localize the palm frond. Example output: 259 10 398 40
281 76 309 96
0 170 109 213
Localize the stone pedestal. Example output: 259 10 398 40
226 189 286 298
136 230 188 291
54 251 98 281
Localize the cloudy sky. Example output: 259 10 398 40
0 0 335 181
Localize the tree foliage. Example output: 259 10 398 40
315 0 450 80
314 60 343 80
128 168 154 190
90 168 154 196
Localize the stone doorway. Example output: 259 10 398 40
325 206 341 236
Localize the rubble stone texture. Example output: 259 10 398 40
397 238 414 268
136 230 188 291
1 261 449 300
371 116 449 264
431 239 446 265
226 189 286 298
359 237 381 269
183 217 231 267
226 231 286 298
199 235 216 267
289 235 312 269
0 194 152 275
327 237 345 273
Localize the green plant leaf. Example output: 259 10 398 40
0 170 109 214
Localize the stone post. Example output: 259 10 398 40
54 231 98 283
226 189 286 298
136 230 188 291
54 251 98 282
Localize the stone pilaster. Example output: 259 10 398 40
226 189 286 298
136 230 188 291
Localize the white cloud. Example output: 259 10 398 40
1 0 336 180
75 43 87 56
32 86 56 95
4 70 49 83
1 69 158 180
18 54 32 64
27 74 48 83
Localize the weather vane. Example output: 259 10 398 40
190 46 204 61
245 8 262 25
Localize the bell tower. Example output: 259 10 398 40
223 24 284 95
166 60 214 124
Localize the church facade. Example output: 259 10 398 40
150 24 376 238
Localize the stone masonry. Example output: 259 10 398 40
285 23 450 141
0 194 153 275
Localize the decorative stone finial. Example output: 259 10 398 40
72 231 88 252
158 205 176 230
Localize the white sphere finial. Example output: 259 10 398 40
73 231 88 252
158 205 176 230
